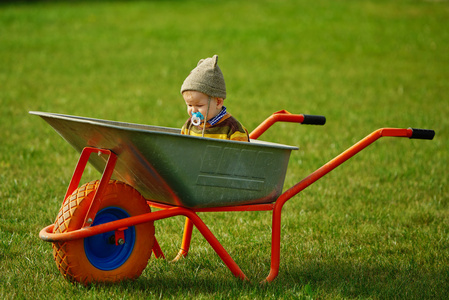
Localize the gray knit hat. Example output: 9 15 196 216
180 55 226 99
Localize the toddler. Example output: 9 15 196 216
180 55 249 142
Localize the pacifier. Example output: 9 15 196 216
191 112 204 126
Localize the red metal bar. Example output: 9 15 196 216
62 147 118 228
64 147 113 201
114 228 126 246
263 128 413 283
148 201 275 212
147 201 175 210
152 238 165 259
82 149 118 227
192 203 275 212
172 217 194 261
249 110 304 140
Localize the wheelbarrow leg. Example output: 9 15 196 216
182 210 248 281
152 238 165 259
263 201 284 283
172 217 194 262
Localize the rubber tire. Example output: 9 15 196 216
52 180 155 285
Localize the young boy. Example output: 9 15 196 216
180 55 250 142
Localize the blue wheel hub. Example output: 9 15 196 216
84 207 135 271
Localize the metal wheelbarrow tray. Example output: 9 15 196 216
31 111 297 208
32 110 435 285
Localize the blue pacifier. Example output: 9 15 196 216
191 112 204 126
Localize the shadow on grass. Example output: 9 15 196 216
282 259 449 299
118 274 298 299
110 258 449 299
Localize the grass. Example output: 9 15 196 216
1 0 448 298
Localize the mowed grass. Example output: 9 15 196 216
1 0 448 299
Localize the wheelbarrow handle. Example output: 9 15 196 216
302 114 326 125
408 128 435 140
250 110 326 140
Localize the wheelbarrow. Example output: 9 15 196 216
31 110 435 285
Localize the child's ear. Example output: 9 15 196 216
216 97 224 107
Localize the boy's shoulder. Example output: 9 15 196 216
218 113 245 129
214 113 249 141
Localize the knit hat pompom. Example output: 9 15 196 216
180 55 226 99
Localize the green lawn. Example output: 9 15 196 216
1 0 448 299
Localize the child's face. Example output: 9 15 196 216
183 91 223 122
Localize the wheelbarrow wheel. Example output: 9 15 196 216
52 180 155 285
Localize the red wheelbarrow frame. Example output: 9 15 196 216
39 110 435 283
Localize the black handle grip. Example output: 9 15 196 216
302 115 326 125
408 128 435 140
